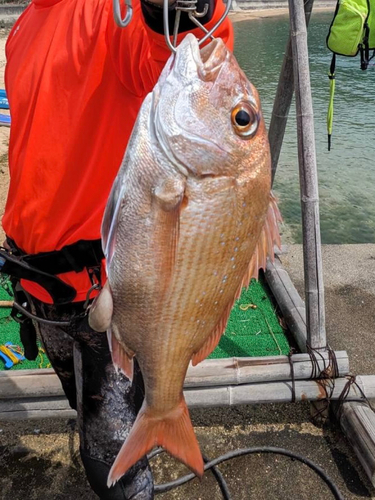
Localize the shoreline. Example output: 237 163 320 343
0 5 336 27
229 5 333 22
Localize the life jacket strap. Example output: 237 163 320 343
327 54 336 151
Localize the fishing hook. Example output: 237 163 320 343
113 0 133 28
164 0 232 53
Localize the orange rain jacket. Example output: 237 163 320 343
2 0 233 303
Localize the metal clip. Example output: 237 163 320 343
113 0 133 28
83 283 102 310
163 0 232 53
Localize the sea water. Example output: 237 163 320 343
233 12 375 244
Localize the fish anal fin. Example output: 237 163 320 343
241 191 282 288
192 301 233 366
107 398 203 487
108 329 134 382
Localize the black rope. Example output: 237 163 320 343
334 375 375 419
148 449 231 499
203 454 231 500
151 447 345 499
306 343 323 380
352 378 375 412
12 301 71 326
306 344 340 424
337 375 356 409
327 345 340 379
304 346 374 423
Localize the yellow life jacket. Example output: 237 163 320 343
326 0 374 149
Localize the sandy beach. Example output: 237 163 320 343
228 5 332 21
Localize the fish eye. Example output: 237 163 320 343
231 103 259 139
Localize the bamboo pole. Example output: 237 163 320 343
0 351 350 399
1 375 375 420
266 4 375 480
265 256 307 352
186 351 349 387
268 0 314 181
0 397 76 420
0 300 13 308
184 376 375 408
336 402 375 487
288 0 326 349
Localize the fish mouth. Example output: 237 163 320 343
151 34 233 179
183 33 228 81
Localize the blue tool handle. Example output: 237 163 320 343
0 89 9 109
0 351 13 369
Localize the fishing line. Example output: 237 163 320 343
150 446 345 500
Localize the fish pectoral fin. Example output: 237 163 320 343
107 398 204 487
88 281 113 332
153 177 186 212
152 176 186 287
242 191 282 287
107 328 134 383
192 300 233 366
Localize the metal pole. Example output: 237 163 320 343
288 0 326 349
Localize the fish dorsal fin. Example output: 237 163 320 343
191 192 281 366
107 329 135 383
241 191 282 288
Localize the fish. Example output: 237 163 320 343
88 32 281 487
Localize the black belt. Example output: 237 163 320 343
0 238 104 305
20 239 104 275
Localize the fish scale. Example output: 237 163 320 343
88 33 281 487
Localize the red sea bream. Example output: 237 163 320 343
89 33 281 486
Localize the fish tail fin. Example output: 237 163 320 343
107 398 204 487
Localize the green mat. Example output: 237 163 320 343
0 277 290 371
208 278 290 359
